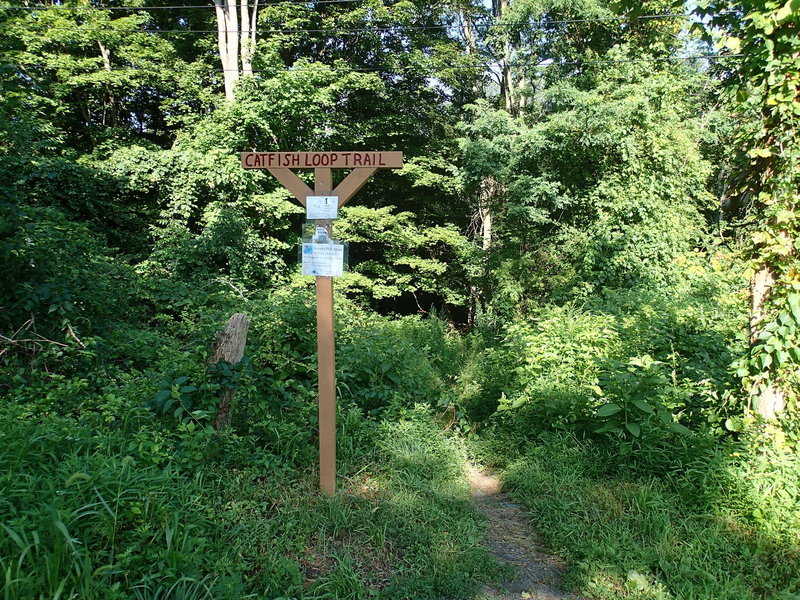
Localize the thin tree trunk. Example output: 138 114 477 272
462 11 481 99
250 0 257 69
214 0 240 101
240 0 256 76
517 69 526 117
97 40 116 126
480 192 493 252
227 0 240 90
502 41 515 114
496 0 515 115
750 267 775 345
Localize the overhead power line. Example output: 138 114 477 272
9 12 690 36
1 54 744 75
0 0 362 9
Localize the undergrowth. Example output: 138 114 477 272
0 285 502 600
488 433 800 600
0 403 506 599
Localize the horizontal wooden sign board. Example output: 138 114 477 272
241 151 403 170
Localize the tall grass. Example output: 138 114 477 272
0 408 237 599
0 399 506 599
499 433 800 600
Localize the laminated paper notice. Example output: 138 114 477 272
306 196 339 220
302 243 344 277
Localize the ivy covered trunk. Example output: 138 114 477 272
750 267 786 419
689 0 800 421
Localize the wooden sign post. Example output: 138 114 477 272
241 151 403 495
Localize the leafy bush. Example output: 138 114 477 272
335 205 477 311
0 206 141 360
337 317 446 416
463 258 745 466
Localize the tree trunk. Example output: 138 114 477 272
461 11 481 100
211 313 249 430
97 40 117 126
502 42 515 114
754 384 785 420
498 0 516 115
214 0 240 101
479 183 493 251
750 267 774 345
477 177 503 251
517 69 526 117
240 0 257 76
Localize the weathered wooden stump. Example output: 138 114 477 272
211 312 249 430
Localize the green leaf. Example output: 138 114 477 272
625 422 641 437
2 524 25 549
180 385 197 394
597 403 622 417
627 569 648 590
788 294 800 323
154 390 171 404
53 520 72 547
65 472 91 486
775 0 794 21
632 398 654 414
725 418 741 432
510 397 527 409
594 422 619 434
725 36 741 52
668 422 692 435
748 148 773 158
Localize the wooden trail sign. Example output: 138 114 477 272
242 150 403 495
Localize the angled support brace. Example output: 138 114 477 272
334 168 379 207
266 167 314 206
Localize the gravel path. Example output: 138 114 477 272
468 466 585 600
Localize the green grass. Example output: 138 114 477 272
0 405 505 600
496 433 800 600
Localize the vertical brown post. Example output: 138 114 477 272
314 168 336 495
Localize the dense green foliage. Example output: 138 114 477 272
0 289 506 598
2 0 799 597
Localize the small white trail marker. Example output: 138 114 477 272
306 196 339 220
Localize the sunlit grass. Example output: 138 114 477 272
0 405 505 599
499 433 800 600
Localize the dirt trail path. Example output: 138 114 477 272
468 466 584 600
